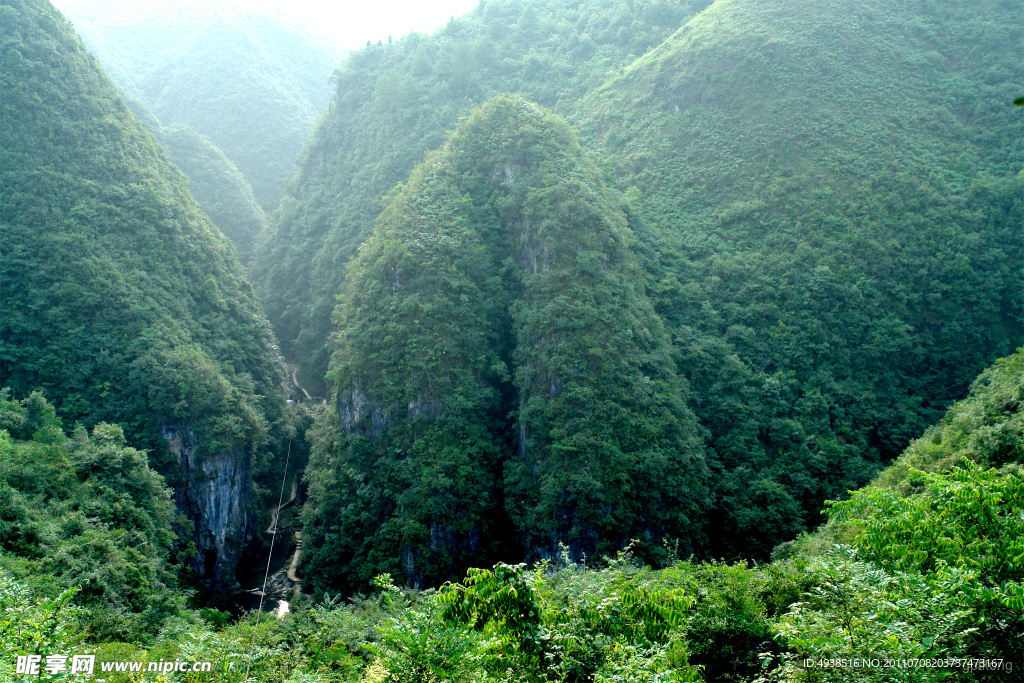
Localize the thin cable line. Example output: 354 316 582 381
244 436 292 683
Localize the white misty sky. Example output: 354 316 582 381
52 0 481 50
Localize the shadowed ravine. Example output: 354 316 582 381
234 474 303 616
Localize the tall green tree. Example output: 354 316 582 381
0 390 180 639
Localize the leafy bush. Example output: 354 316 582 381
0 575 83 681
0 391 181 640
769 546 977 683
366 555 704 682
826 461 1024 670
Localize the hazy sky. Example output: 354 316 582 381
52 0 480 49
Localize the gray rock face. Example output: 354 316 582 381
338 383 394 441
161 422 252 594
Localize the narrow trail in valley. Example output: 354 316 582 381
266 476 298 535
265 477 303 612
237 474 303 615
285 362 312 401
286 531 302 601
287 532 302 583
235 361 312 614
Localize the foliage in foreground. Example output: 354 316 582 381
3 462 1020 682
155 447 1024 683
1 357 1018 683
354 446 1024 683
0 390 181 641
763 466 1023 682
766 350 1024 682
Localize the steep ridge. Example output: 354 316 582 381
573 0 1022 556
871 349 1023 487
250 0 713 396
119 89 268 264
0 0 289 594
782 347 1024 556
300 96 708 593
158 123 267 265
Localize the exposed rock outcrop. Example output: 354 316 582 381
162 422 252 594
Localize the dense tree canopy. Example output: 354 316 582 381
118 89 268 264
301 96 709 593
157 123 267 265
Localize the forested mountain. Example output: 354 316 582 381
61 3 339 210
302 96 708 592
251 0 714 397
2 0 1022 677
577 0 1022 556
0 0 290 594
262 0 1021 576
119 91 267 264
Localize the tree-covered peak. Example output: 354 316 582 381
302 96 708 592
251 0 713 396
447 93 585 165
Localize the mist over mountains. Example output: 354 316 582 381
61 2 339 210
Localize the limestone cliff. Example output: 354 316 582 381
162 423 253 593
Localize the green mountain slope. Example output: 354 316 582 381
119 90 267 264
158 123 267 264
784 347 1024 554
573 0 1022 556
64 6 338 210
301 96 709 593
258 0 1020 562
250 0 713 396
0 0 288 593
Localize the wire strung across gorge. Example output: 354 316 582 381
244 436 292 683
